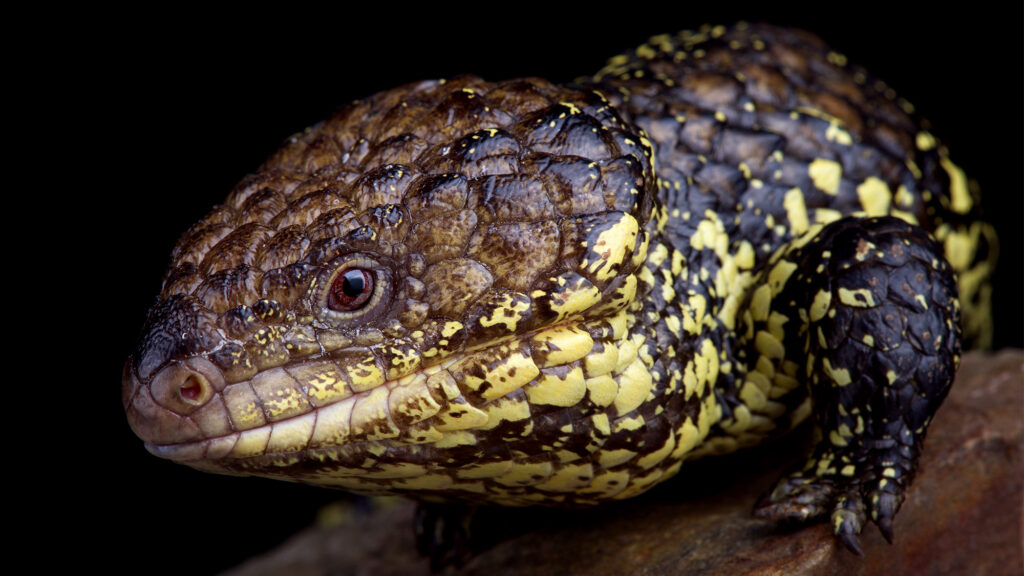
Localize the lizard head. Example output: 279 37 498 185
123 76 656 499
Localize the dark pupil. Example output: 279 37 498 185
329 268 373 311
341 271 364 297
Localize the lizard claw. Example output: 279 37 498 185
831 494 866 555
756 446 910 554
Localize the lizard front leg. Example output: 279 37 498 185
740 216 961 552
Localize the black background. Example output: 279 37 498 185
54 6 1020 574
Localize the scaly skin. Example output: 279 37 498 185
123 23 994 552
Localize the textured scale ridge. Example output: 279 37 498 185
123 23 994 551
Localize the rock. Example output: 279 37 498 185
223 350 1024 576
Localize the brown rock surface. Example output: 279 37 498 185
223 350 1024 576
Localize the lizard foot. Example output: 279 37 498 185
754 439 915 554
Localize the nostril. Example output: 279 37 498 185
149 356 225 414
179 373 209 405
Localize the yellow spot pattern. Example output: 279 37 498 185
808 158 842 195
856 177 892 217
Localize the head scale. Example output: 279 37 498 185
123 75 656 497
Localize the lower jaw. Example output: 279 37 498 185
145 414 691 510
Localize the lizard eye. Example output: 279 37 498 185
329 268 374 311
311 254 393 327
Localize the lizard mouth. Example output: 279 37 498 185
143 434 238 463
124 323 596 468
123 302 612 465
122 308 648 500
123 352 472 467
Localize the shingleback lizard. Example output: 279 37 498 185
123 23 996 559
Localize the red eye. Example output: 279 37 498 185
328 268 374 311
